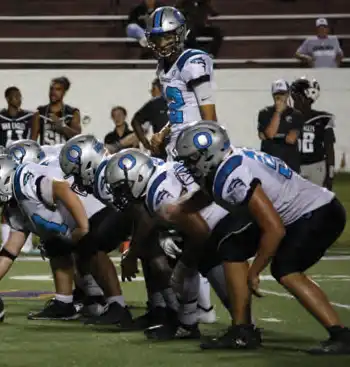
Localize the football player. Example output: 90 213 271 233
59 136 185 328
168 121 350 354
291 77 335 189
0 87 35 254
146 6 217 159
2 140 132 325
104 149 256 341
146 6 217 314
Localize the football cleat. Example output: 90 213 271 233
144 322 201 341
200 324 262 350
132 306 169 330
28 299 80 321
197 306 216 324
0 296 5 322
84 302 133 327
308 328 350 355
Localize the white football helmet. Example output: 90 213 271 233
174 121 231 177
0 154 18 202
6 139 45 164
105 149 156 209
59 134 105 191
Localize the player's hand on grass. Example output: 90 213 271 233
121 250 139 282
248 270 263 298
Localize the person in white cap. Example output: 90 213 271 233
257 79 304 173
295 18 343 68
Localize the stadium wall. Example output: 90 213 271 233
1 69 349 170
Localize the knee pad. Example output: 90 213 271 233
44 236 74 258
0 247 17 262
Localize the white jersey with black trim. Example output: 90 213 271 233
158 48 214 133
145 160 228 230
212 147 335 225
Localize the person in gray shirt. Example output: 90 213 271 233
295 18 343 68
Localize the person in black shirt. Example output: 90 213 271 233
0 86 33 147
291 77 335 190
131 78 167 154
176 0 222 57
258 79 304 172
31 77 81 146
126 0 164 47
104 106 139 154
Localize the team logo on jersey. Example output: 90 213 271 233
118 154 136 171
227 178 246 195
285 115 292 123
23 171 34 186
193 132 212 149
190 57 206 70
9 146 26 164
67 145 82 163
155 189 173 206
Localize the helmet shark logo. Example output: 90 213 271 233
66 145 82 163
9 146 26 164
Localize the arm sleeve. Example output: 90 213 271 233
290 110 304 133
36 175 55 207
296 39 310 55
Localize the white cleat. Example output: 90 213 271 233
197 306 216 324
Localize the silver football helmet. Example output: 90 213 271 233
105 149 156 208
174 121 231 177
146 6 187 59
6 139 45 164
0 154 18 202
59 134 105 191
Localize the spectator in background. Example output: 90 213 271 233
131 78 168 157
295 18 343 68
258 79 304 173
126 0 163 47
31 76 81 145
104 106 139 153
176 0 222 57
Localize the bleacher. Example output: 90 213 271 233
0 0 349 68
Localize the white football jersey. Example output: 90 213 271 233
158 48 214 135
93 157 113 205
212 147 335 225
41 144 64 158
145 160 228 230
12 162 77 240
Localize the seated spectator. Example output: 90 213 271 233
176 0 222 57
104 106 139 153
126 0 163 47
295 18 343 68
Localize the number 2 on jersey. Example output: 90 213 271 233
243 150 292 179
166 86 185 124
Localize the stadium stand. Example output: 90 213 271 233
0 0 349 68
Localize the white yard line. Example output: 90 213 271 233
261 289 350 310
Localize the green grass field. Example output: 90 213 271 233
1 175 350 367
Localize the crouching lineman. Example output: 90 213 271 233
104 149 257 341
165 121 350 354
1 140 132 325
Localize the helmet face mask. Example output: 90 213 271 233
148 28 184 59
0 155 18 203
291 77 320 107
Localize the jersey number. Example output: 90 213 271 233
6 129 24 147
299 132 315 153
44 130 64 145
166 86 185 124
243 150 292 179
